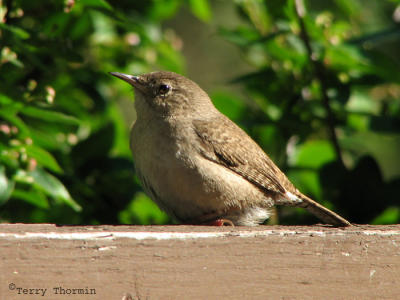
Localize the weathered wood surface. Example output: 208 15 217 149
0 224 399 299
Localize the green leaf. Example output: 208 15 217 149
292 140 336 169
0 46 24 67
25 145 63 173
287 169 322 200
119 192 169 225
0 146 19 170
218 27 261 47
334 0 362 15
0 23 30 39
371 206 400 225
29 167 81 211
347 114 369 132
346 90 379 114
188 0 212 22
20 106 80 125
0 111 30 136
211 91 246 120
149 0 181 21
0 94 20 106
0 166 15 205
80 0 113 10
288 140 338 200
341 132 400 180
11 189 49 209
325 44 371 74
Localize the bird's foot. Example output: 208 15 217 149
202 218 235 227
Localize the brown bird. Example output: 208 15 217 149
110 71 350 227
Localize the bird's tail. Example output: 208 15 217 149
296 193 351 227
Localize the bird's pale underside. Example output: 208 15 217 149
110 71 351 227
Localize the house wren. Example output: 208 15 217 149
110 71 350 226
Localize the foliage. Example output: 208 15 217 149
0 0 186 224
223 0 400 224
0 0 399 225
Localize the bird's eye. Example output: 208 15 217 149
158 84 171 95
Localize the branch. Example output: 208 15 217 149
0 0 13 52
294 0 345 168
3 0 12 23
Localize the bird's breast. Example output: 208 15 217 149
129 117 271 223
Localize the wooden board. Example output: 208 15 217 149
1 224 399 299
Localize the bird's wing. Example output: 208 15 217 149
193 116 294 195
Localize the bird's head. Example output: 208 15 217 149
110 71 215 118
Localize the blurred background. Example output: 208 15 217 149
0 0 399 225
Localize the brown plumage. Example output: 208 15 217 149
110 71 351 227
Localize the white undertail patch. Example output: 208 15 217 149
228 206 271 226
285 191 303 204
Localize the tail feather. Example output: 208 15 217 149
284 192 351 227
275 191 351 227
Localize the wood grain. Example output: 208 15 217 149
1 224 399 299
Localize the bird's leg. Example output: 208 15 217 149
202 218 235 227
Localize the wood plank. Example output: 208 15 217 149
1 224 399 299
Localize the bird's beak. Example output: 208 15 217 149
109 72 142 88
